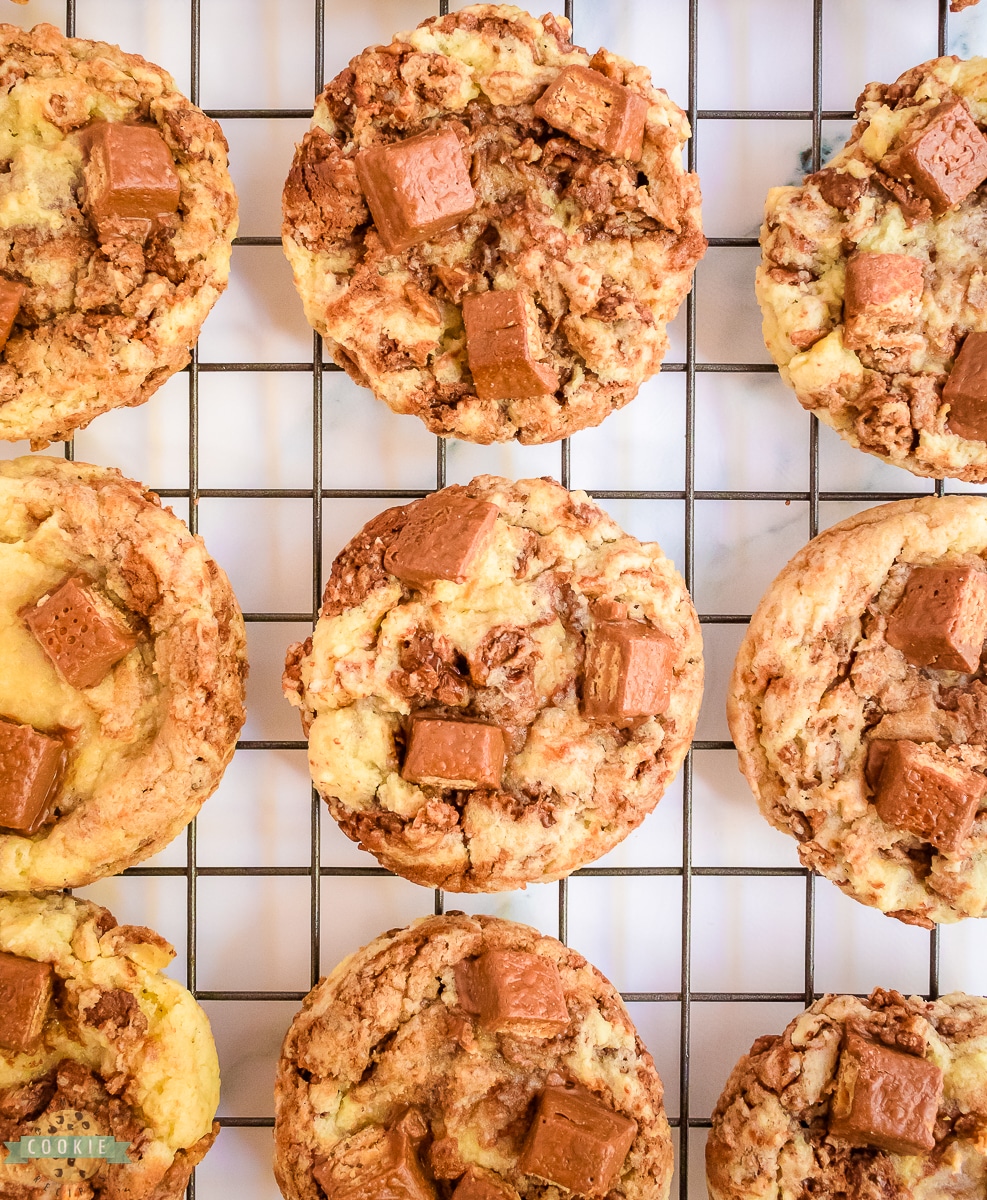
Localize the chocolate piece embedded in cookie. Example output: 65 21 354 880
317 1126 436 1200
462 290 559 401
883 97 987 213
886 565 987 672
534 65 649 161
583 620 674 721
384 492 498 588
843 253 923 347
452 1171 518 1200
519 1084 638 1194
82 123 181 239
355 129 475 255
24 575 139 689
0 278 24 353
829 1031 942 1155
454 950 569 1036
0 719 64 834
402 716 506 789
873 740 985 853
0 949 53 1053
945 332 987 441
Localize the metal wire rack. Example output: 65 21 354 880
30 0 976 1196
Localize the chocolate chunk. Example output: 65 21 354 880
582 619 675 721
519 1085 637 1195
865 738 894 792
0 718 64 834
534 65 649 161
384 491 498 588
829 1031 942 1155
884 97 987 213
807 168 868 211
452 1171 517 1200
0 950 53 1053
843 253 923 323
23 576 139 689
873 740 985 853
454 950 569 1036
886 565 987 672
318 1127 436 1200
462 290 559 402
401 716 506 789
354 129 476 254
945 332 987 441
0 277 24 352
82 123 181 238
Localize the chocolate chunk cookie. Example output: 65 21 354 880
0 22 237 448
0 456 246 890
283 476 703 891
728 495 987 925
274 913 674 1200
757 56 987 482
0 892 219 1197
281 4 704 445
707 989 987 1200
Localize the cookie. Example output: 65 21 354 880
0 892 219 1198
281 4 704 445
757 56 987 482
728 494 987 925
274 912 674 1200
283 475 702 891
0 22 237 448
707 988 987 1200
0 455 247 890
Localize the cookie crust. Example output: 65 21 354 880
0 892 219 1198
758 56 987 482
0 456 246 890
0 22 237 448
281 4 704 445
284 475 703 891
274 913 673 1200
707 989 987 1200
728 495 987 925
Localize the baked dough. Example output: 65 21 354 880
0 455 246 890
274 913 673 1200
729 495 987 925
758 56 987 481
283 475 703 891
0 22 237 448
707 989 987 1200
0 891 219 1198
281 4 704 445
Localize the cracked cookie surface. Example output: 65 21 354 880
0 22 237 448
281 4 704 445
0 892 219 1199
728 495 987 925
758 56 987 482
274 912 673 1200
0 455 246 890
707 989 987 1200
283 475 703 891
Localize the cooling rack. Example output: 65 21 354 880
3 0 987 1197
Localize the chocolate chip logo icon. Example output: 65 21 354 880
4 1108 131 1182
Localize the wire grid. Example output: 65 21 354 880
37 0 966 1196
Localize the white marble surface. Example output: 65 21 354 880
4 1 987 1196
